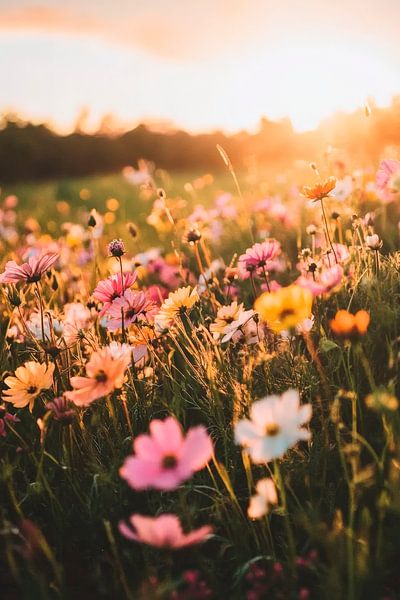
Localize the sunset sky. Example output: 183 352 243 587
1 0 400 133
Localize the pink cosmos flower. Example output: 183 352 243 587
238 239 281 278
65 345 131 407
0 253 58 284
93 272 137 316
295 276 325 297
260 280 282 293
376 159 400 192
119 514 212 549
105 289 156 331
376 159 400 202
319 264 344 294
296 264 343 298
146 284 169 305
322 244 349 267
120 416 213 490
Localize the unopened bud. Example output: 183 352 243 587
88 213 97 228
127 222 138 238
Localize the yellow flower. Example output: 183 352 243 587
3 361 55 412
302 176 337 202
155 286 199 330
210 301 244 339
254 285 313 333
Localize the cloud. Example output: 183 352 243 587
1 0 398 63
0 1 267 61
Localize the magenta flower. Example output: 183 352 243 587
93 272 137 315
119 513 212 549
120 416 213 490
45 397 75 424
0 407 20 437
238 239 281 278
0 253 58 284
105 289 156 331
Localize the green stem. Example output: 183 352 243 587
117 257 126 342
274 461 296 574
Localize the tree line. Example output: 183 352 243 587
0 99 399 182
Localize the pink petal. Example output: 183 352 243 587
119 456 161 490
178 525 213 548
149 417 183 454
180 426 213 472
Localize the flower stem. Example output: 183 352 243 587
117 257 126 342
320 198 338 264
274 460 296 574
35 282 47 358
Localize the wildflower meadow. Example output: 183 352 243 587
1 155 400 600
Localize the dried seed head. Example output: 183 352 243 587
108 238 125 257
183 227 202 244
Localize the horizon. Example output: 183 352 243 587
2 95 398 138
1 0 400 134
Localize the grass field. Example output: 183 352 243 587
1 159 400 599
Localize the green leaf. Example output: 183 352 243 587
319 338 340 353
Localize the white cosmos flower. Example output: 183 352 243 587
234 389 312 463
220 309 256 343
248 478 278 519
108 341 133 364
332 176 353 201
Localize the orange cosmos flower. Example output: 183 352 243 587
330 310 370 339
64 345 131 407
302 176 337 202
3 361 55 412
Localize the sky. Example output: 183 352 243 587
1 0 400 133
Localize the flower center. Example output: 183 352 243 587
95 370 108 383
27 274 41 283
26 385 38 394
162 454 178 469
265 423 281 437
279 308 295 320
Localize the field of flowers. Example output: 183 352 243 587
1 155 400 599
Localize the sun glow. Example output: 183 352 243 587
226 34 399 132
0 18 399 133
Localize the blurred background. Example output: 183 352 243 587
0 0 399 182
